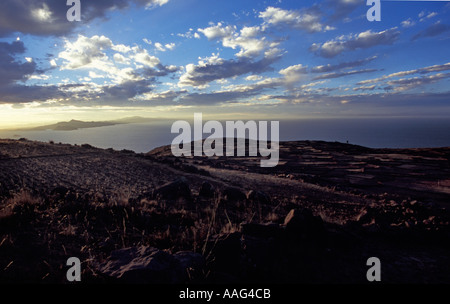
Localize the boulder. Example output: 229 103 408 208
153 177 191 200
173 251 205 271
240 222 282 238
207 233 242 280
222 187 247 201
96 246 203 283
199 181 215 198
283 208 325 240
246 190 271 204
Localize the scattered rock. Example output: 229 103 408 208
96 246 203 283
153 177 191 200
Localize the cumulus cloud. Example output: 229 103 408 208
198 22 236 40
311 28 400 58
132 89 187 105
198 23 276 58
0 34 180 105
259 6 333 33
0 0 170 37
58 34 178 84
59 35 113 70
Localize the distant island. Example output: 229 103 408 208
13 116 150 131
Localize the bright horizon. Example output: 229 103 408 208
0 0 450 129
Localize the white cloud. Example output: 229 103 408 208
133 49 161 68
112 44 132 53
59 35 113 70
165 43 176 51
144 0 169 9
259 6 331 33
154 42 166 52
58 34 177 88
401 19 415 28
89 71 105 79
358 62 450 85
113 53 129 64
246 75 263 81
28 74 50 81
279 64 307 85
152 42 176 52
198 22 236 40
198 23 278 58
31 3 53 22
387 73 450 92
311 28 400 58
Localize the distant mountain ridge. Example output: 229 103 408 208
14 116 150 131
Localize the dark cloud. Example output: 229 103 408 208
412 22 450 41
0 84 65 104
386 73 450 92
0 41 36 86
0 40 67 104
313 69 378 80
177 91 252 105
0 0 168 37
101 80 154 102
179 56 280 87
311 56 377 73
325 0 361 22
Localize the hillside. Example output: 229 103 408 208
0 138 449 283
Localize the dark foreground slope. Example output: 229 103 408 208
0 138 449 283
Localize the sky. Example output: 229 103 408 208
0 0 449 128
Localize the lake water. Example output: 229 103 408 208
1 117 449 153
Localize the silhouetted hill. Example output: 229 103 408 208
12 116 150 131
